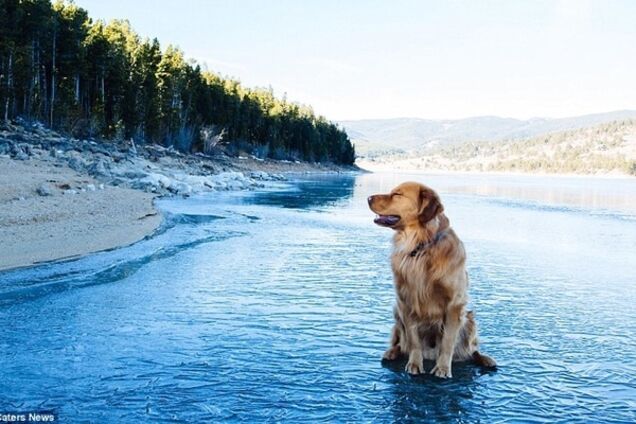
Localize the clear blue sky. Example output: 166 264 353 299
75 0 636 121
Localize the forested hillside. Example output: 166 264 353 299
343 110 636 157
0 0 355 164
359 119 636 176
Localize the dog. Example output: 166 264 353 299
368 181 496 378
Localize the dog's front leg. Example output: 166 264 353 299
431 304 464 378
405 322 424 375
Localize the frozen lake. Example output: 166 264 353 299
1 172 635 422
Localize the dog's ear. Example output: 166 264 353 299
418 187 444 224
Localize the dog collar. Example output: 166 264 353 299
409 230 448 257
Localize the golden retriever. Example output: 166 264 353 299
368 181 496 378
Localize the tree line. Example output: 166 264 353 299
376 119 636 175
0 0 355 164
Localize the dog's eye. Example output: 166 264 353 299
392 192 401 197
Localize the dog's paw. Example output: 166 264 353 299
431 363 452 379
382 346 400 361
405 360 424 375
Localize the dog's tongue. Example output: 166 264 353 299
374 215 400 226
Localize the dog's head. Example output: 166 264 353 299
367 181 444 230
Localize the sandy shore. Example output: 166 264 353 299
0 122 359 272
0 157 161 271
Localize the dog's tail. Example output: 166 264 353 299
472 351 497 368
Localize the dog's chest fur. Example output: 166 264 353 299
390 238 449 323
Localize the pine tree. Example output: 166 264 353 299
0 0 355 164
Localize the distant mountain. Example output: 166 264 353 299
356 119 636 176
340 110 636 156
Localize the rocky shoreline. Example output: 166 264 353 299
0 121 358 271
2 122 283 196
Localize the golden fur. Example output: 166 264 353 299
368 181 496 377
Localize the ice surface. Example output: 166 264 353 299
1 173 635 422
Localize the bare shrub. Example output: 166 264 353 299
201 125 227 154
